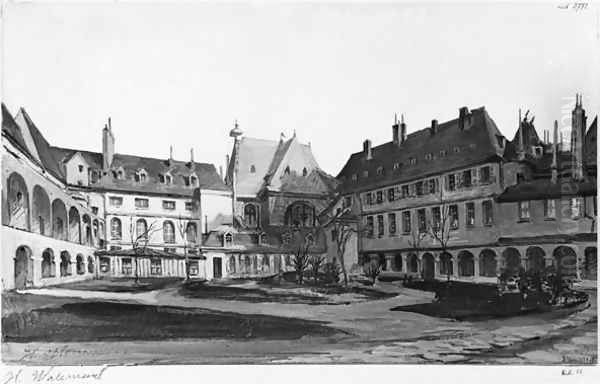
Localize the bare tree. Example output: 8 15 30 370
308 254 326 283
427 186 454 281
128 218 161 284
292 232 315 285
363 260 382 284
176 216 196 281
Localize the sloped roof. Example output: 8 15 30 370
2 104 29 156
585 116 597 167
51 146 229 195
497 178 596 202
337 107 506 193
227 137 280 196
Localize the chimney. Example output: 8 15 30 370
225 154 230 182
551 120 558 184
430 119 438 135
400 114 407 143
102 117 115 170
458 107 469 130
363 139 372 160
392 113 400 145
190 148 194 163
219 165 223 180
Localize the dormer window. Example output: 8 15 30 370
425 153 433 161
135 169 147 183
439 150 447 157
190 174 198 187
160 173 172 185
223 232 233 247
78 165 84 172
165 174 172 185
284 166 291 175
302 167 308 176
393 162 400 170
112 167 125 180
250 165 256 173
362 170 369 178
453 146 461 153
376 166 384 176
409 157 417 165
352 174 358 181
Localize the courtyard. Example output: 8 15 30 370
1 277 597 365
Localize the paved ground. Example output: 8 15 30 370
2 281 597 365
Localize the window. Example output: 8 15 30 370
409 157 417 165
186 222 197 243
463 170 472 187
518 201 530 221
516 173 525 184
91 206 99 215
571 198 583 219
466 202 475 227
431 207 441 230
110 218 122 239
387 188 395 202
121 258 132 275
165 174 172 185
482 200 493 225
185 201 194 211
366 216 374 237
401 185 409 198
284 202 315 227
109 196 123 207
244 204 258 227
439 150 447 157
99 257 110 273
402 211 411 234
377 215 384 237
136 219 148 239
417 209 427 233
163 221 175 243
159 174 165 183
388 213 396 235
376 190 383 204
480 166 491 183
331 229 336 241
415 182 423 196
449 205 459 230
188 260 199 276
352 174 358 181
150 259 162 275
544 199 556 219
425 153 433 161
365 192 373 205
190 175 198 187
447 174 456 191
453 146 460 153
343 196 352 208
162 200 176 210
224 232 233 247
78 165 84 172
393 162 400 170
376 166 384 175
428 179 437 194
135 198 149 209
135 170 147 183
250 165 256 173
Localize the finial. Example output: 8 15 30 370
293 129 297 138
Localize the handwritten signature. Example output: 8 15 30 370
3 367 109 384
558 2 589 11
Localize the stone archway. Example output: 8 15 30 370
526 246 546 273
502 247 522 276
32 185 51 236
52 199 68 240
41 248 55 278
458 251 475 277
76 254 85 275
553 246 577 278
87 256 95 274
68 207 81 244
479 249 497 277
407 253 418 273
439 252 453 277
422 252 435 280
584 247 597 280
14 246 33 289
7 172 30 230
60 251 72 277
394 253 403 272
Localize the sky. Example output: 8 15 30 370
2 2 599 176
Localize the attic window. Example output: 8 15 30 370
425 153 433 161
302 167 308 176
409 157 417 165
362 170 369 178
393 162 400 170
439 150 447 157
351 174 358 181
78 165 84 172
165 174 172 185
223 232 233 247
135 169 147 183
159 173 173 185
376 166 384 175
284 166 291 175
250 165 256 173
453 146 461 153
190 175 198 186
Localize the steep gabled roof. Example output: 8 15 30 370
337 107 506 193
2 103 29 155
227 137 280 196
585 116 597 167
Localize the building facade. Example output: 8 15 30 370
336 99 597 284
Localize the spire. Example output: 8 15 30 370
518 108 525 160
552 120 558 183
394 113 398 125
190 148 194 163
401 113 404 124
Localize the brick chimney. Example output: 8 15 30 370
363 139 372 160
102 117 115 170
392 113 400 145
400 114 407 143
430 119 438 135
458 107 470 131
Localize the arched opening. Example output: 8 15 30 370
7 172 30 230
111 218 122 239
439 252 453 277
136 219 148 239
14 245 33 289
408 253 418 273
244 204 258 228
41 248 55 278
262 254 270 272
76 254 85 275
458 251 475 277
479 249 497 277
378 253 387 271
51 199 68 240
93 219 99 246
87 256 95 274
163 220 175 243
422 252 435 280
186 222 197 244
82 214 92 245
394 253 403 271
553 246 577 278
526 246 546 273
32 185 51 236
252 255 258 273
60 251 72 277
502 247 522 276
584 247 597 280
284 201 316 227
68 207 81 244
228 256 236 274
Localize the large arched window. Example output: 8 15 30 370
32 185 51 236
7 172 30 230
41 249 55 278
284 202 316 227
68 207 81 244
136 219 148 239
51 199 68 240
111 218 122 239
186 222 197 244
244 204 258 227
163 221 175 243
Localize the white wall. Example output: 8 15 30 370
198 189 232 232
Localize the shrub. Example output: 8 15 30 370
323 261 342 284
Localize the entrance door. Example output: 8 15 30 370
213 257 222 279
422 253 435 280
14 246 30 289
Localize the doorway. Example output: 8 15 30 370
213 257 222 279
14 246 32 289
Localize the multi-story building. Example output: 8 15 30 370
199 125 336 278
2 105 104 290
2 104 231 287
336 98 597 283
